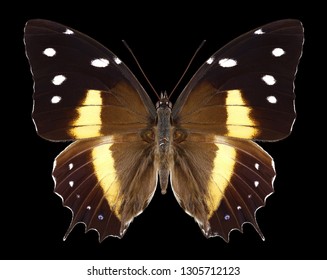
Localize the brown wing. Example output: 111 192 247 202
25 20 158 241
171 135 275 241
53 135 157 241
169 20 303 241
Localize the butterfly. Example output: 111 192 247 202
24 19 304 242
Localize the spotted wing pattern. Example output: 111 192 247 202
170 20 303 240
25 20 157 241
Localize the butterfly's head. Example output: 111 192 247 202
156 91 172 109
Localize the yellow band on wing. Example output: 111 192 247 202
91 143 122 219
225 89 259 138
207 143 236 218
69 89 103 138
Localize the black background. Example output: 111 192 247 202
3 2 324 260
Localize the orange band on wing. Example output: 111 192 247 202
91 142 123 219
225 90 259 139
69 90 104 138
207 142 236 218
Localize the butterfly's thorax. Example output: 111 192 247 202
155 93 173 194
157 107 171 153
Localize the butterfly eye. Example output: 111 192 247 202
141 129 155 142
155 100 172 109
173 129 187 143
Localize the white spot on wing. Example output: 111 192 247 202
255 163 260 170
114 57 122 64
51 96 61 104
91 58 109 68
98 214 104 220
69 181 74 187
69 163 74 170
254 181 259 187
87 206 91 210
63 28 74 35
206 57 214 64
267 95 277 104
219 58 237 68
52 75 66 85
224 214 230 221
254 28 264 35
43 48 56 57
272 48 285 57
262 74 276 85
237 206 242 210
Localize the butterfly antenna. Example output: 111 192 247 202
169 40 206 99
122 40 160 99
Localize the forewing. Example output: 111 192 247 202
24 19 156 141
172 20 304 141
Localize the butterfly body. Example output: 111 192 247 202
24 19 303 242
155 92 174 194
